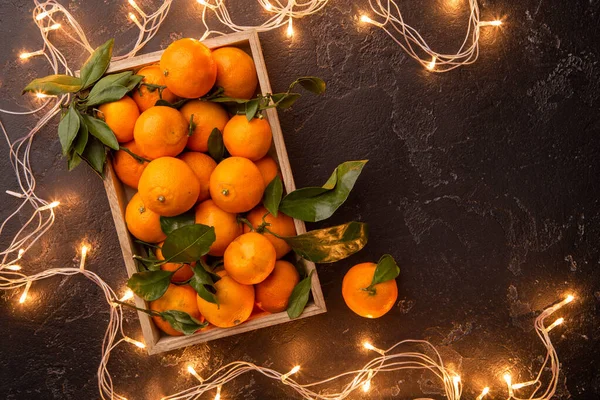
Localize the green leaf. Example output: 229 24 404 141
85 84 129 107
369 254 400 288
287 270 314 319
90 71 132 90
245 99 260 121
160 211 196 235
58 105 80 156
68 152 82 171
22 74 82 95
279 160 368 222
263 175 283 217
80 38 114 89
283 221 369 263
208 128 225 162
126 74 144 91
161 224 216 263
209 96 249 104
154 98 188 109
126 270 173 301
80 136 107 177
189 266 220 305
74 114 89 155
290 77 326 95
82 114 119 150
158 310 208 335
271 92 301 109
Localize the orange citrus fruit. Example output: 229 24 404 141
224 232 276 285
138 157 200 217
212 47 258 99
150 284 203 336
255 260 300 313
112 140 148 189
132 65 178 112
342 262 398 319
209 157 265 213
196 270 254 328
254 155 280 186
244 206 296 259
98 96 139 143
160 38 217 98
194 199 242 256
178 152 217 203
133 106 189 159
223 115 272 161
125 192 167 243
180 100 229 152
155 242 195 283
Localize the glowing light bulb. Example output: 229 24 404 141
565 294 574 303
36 11 50 20
38 201 60 211
286 18 294 38
363 341 386 355
43 23 61 32
546 317 564 332
426 56 437 71
20 52 32 60
120 289 134 302
5 265 22 271
36 92 49 99
504 373 514 397
360 15 372 23
79 244 89 270
187 365 204 383
214 385 222 400
124 337 145 349
18 249 25 259
264 1 273 11
479 20 503 27
19 281 32 304
512 380 537 390
362 369 374 392
281 365 300 382
476 387 490 400
129 13 143 29
128 0 147 18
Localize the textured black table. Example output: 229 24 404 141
1 1 599 399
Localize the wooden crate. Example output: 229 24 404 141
103 31 326 354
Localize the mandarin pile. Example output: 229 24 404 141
111 39 299 336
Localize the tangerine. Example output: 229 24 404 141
212 47 258 99
138 157 200 217
124 192 166 243
342 262 398 319
150 284 203 336
180 100 229 152
223 115 272 161
112 140 148 189
209 157 265 213
98 96 139 143
224 232 276 285
132 65 178 112
160 38 217 98
255 260 300 313
178 152 217 203
194 199 242 256
133 106 189 159
244 206 296 259
196 271 254 328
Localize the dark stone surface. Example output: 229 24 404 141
1 0 599 399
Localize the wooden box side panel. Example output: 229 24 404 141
104 31 326 354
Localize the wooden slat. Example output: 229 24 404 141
103 30 326 354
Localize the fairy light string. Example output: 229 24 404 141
0 1 572 400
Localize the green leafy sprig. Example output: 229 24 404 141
23 39 143 176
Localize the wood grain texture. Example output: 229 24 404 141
104 31 326 354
